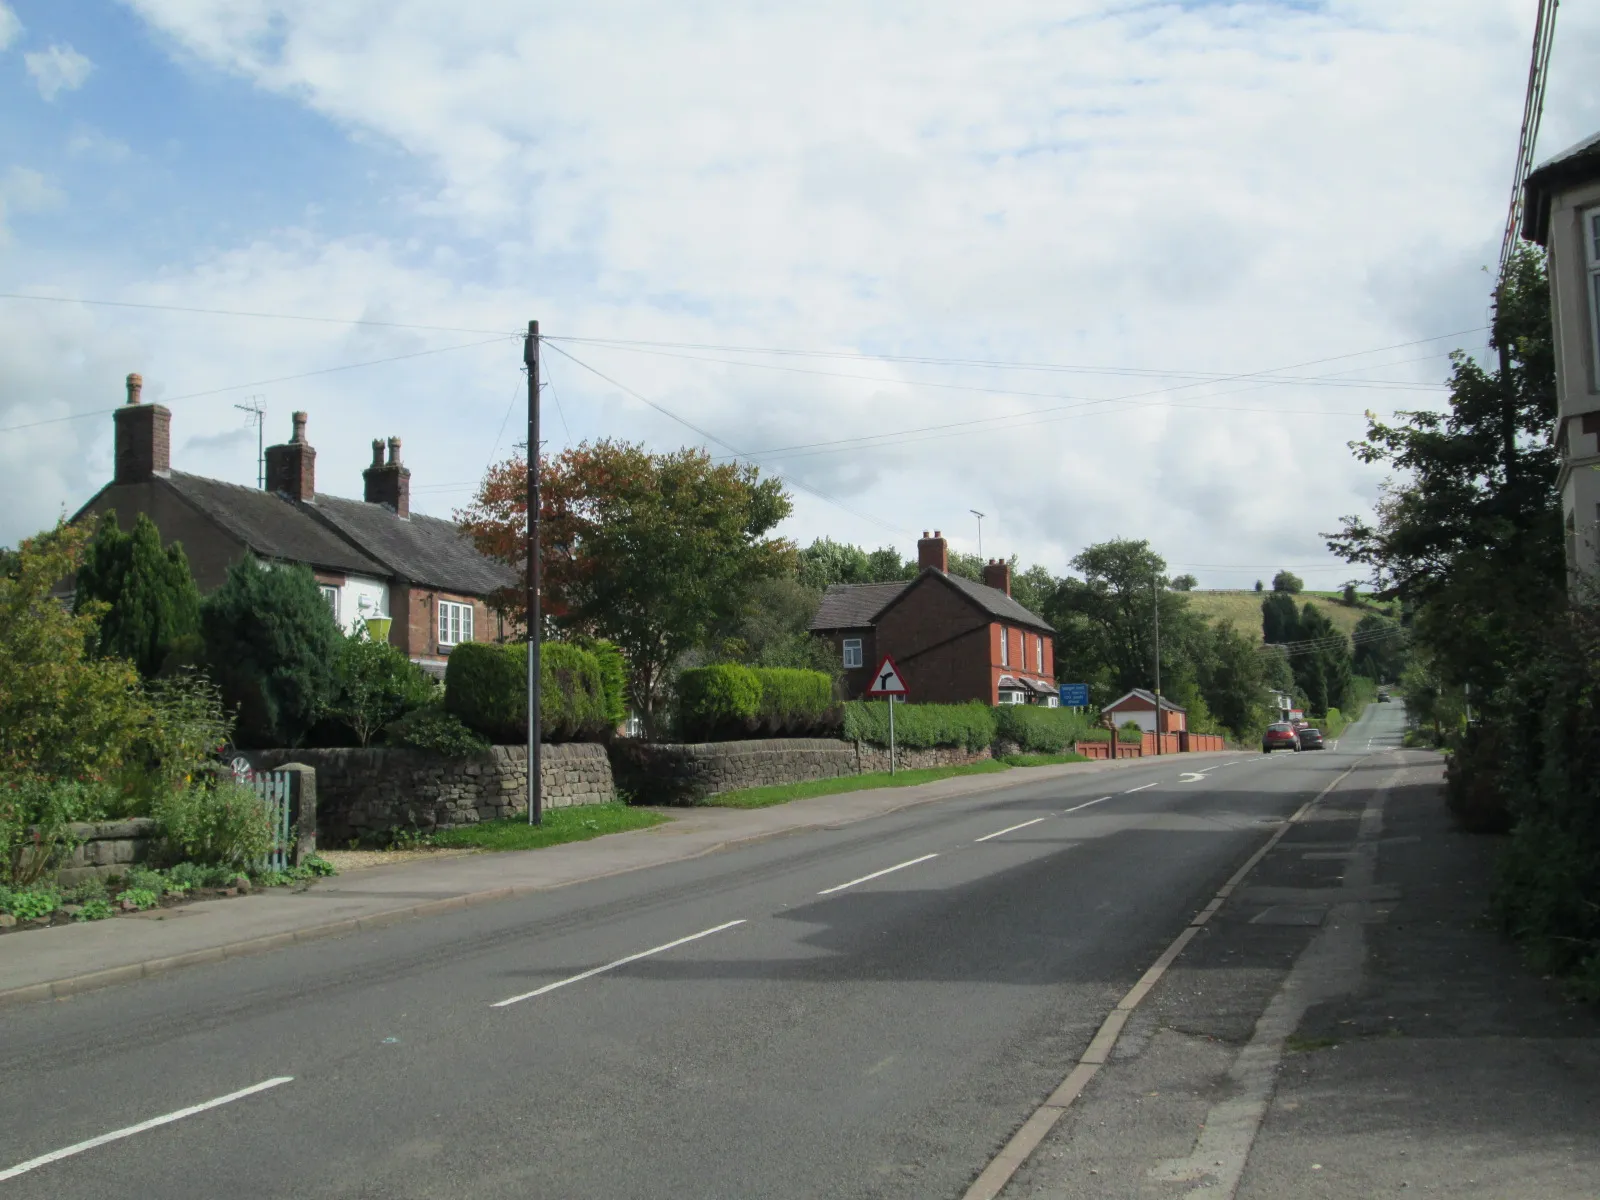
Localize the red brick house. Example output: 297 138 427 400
72 374 515 677
1101 689 1187 734
809 530 1056 705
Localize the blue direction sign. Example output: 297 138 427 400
1058 683 1090 708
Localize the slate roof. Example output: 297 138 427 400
164 472 387 577
1522 129 1600 245
1104 687 1187 714
809 569 1054 633
306 494 517 596
809 581 911 631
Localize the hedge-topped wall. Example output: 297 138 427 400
676 665 839 741
444 640 626 743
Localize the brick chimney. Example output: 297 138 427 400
362 435 411 518
112 372 172 483
983 558 1012 596
917 529 948 573
264 411 316 502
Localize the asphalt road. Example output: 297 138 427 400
0 709 1396 1199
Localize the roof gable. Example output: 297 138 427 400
1103 687 1186 713
873 568 1054 632
809 580 911 631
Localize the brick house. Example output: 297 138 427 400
72 374 515 677
809 530 1056 705
1100 688 1187 734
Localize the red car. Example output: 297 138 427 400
1262 723 1300 753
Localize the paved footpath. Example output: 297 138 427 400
0 752 1224 1007
997 747 1600 1199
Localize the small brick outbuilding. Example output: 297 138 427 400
809 531 1056 705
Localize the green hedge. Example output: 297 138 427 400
1118 724 1145 744
443 642 610 743
677 664 763 741
587 639 629 728
752 668 839 736
993 706 1095 752
842 701 996 752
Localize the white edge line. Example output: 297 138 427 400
817 853 940 896
975 817 1048 843
1062 795 1114 813
1123 781 1158 794
492 919 746 1008
0 1076 294 1183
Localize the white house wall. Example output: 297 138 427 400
337 574 390 635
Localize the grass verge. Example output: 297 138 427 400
999 752 1091 767
427 803 668 851
701 761 1010 809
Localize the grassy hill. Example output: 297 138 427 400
1182 590 1397 643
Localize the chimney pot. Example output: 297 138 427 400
112 373 170 482
125 373 143 405
917 529 949 574
983 558 1013 597
291 411 308 444
387 436 402 466
364 432 411 518
265 412 316 502
371 439 385 468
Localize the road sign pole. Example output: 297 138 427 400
889 695 896 776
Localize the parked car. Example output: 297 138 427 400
1296 726 1325 751
1377 689 1391 702
1262 723 1299 753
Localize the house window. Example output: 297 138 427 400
999 626 1009 667
1034 634 1043 672
1587 206 1600 380
319 585 340 623
438 599 474 647
842 637 863 669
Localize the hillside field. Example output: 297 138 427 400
1183 590 1397 643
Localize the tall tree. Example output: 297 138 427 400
1261 591 1300 645
74 512 201 678
458 441 794 731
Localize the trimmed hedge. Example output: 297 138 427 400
443 641 610 743
752 667 839 736
993 706 1095 753
587 639 629 728
842 701 996 752
1118 724 1145 744
677 664 763 741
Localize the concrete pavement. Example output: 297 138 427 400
0 736 1326 1198
0 751 1232 1007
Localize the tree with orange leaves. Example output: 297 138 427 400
457 440 793 733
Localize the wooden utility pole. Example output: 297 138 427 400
1153 577 1163 755
525 321 543 826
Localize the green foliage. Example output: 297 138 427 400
443 641 610 743
200 558 341 748
381 702 490 757
0 775 114 887
167 861 247 890
1352 613 1407 682
586 639 629 727
1118 720 1144 744
992 705 1094 752
153 778 274 867
0 885 60 920
326 632 437 746
115 671 234 817
1170 574 1197 592
74 512 201 678
842 701 996 751
751 667 837 735
116 886 159 911
1272 570 1304 594
796 538 912 588
63 876 108 904
75 899 113 921
676 663 763 741
705 576 839 675
0 521 149 781
425 804 666 850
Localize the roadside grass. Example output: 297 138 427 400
701 761 1010 809
426 803 668 851
999 752 1091 767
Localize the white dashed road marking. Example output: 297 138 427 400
817 853 940 896
492 920 746 1007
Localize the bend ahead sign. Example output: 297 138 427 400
1058 683 1089 708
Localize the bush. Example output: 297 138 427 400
153 778 275 867
842 701 996 751
752 668 839 736
382 703 490 757
0 775 118 887
75 512 202 678
993 706 1095 753
0 885 59 920
586 639 629 728
444 641 610 743
677 664 763 741
115 671 234 817
201 558 341 748
326 634 437 746
1118 722 1144 744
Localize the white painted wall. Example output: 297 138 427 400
329 574 390 636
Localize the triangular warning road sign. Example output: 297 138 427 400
867 655 908 697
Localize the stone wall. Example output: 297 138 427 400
251 742 613 845
56 819 161 887
610 737 995 805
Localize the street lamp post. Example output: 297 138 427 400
970 510 986 560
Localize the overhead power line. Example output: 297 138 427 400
1498 0 1560 280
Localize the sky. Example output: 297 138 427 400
1 0 1597 590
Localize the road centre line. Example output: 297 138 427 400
817 853 940 896
975 817 1047 843
1062 795 1114 814
491 920 746 1008
1123 781 1159 794
0 1076 294 1183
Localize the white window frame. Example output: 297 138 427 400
999 625 1009 667
437 599 474 647
319 585 340 623
1587 205 1600 385
1034 634 1043 672
842 637 863 669
999 689 1024 705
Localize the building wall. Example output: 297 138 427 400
76 482 247 592
817 628 877 697
873 576 992 703
1550 178 1600 583
395 584 497 664
989 622 1056 703
1104 697 1187 734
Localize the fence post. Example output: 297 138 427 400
274 763 318 865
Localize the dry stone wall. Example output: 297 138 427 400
56 819 161 886
251 743 613 845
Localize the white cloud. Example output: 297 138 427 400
0 4 21 53
66 126 133 162
6 1 1598 585
25 42 93 100
0 166 64 245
